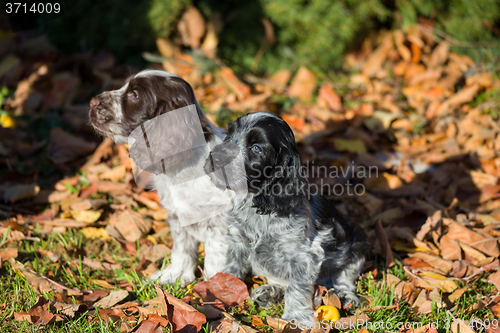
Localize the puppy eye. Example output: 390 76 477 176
251 145 263 154
128 91 139 101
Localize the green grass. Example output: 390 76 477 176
1 228 498 332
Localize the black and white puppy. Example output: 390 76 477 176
89 70 229 285
204 112 368 326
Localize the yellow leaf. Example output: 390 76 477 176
316 305 340 322
80 227 110 241
146 235 157 244
417 271 448 280
93 279 116 289
365 172 403 190
0 114 16 128
332 138 367 153
71 210 101 223
392 240 429 253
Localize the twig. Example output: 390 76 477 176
461 267 484 281
197 265 208 281
360 304 398 313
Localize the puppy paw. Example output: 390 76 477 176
337 291 361 313
250 285 285 307
281 311 315 328
148 267 195 287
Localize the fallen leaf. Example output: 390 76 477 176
109 209 152 243
428 41 449 68
193 273 250 307
70 210 101 223
8 258 82 295
288 66 317 101
410 252 453 274
80 227 111 241
94 290 129 309
220 67 250 100
99 165 126 182
362 33 393 77
332 138 367 153
322 289 342 309
318 84 342 111
155 284 206 333
0 248 18 264
365 172 403 191
448 287 468 303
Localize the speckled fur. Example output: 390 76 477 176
89 70 228 286
204 112 369 327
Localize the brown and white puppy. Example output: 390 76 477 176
89 70 229 285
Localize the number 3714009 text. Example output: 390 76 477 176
6 3 60 14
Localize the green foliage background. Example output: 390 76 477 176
43 0 500 73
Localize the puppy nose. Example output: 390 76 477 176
90 98 99 108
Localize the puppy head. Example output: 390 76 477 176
89 70 212 144
205 112 308 215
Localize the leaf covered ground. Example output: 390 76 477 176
1 22 500 333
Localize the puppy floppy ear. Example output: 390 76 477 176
252 148 308 215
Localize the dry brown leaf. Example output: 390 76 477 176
447 222 499 257
130 319 163 333
448 287 468 303
393 30 411 62
414 271 458 293
99 165 126 182
428 41 449 68
193 273 250 307
109 209 152 242
440 234 461 260
133 193 160 211
489 271 500 292
81 257 120 271
435 84 480 116
318 84 342 111
322 289 342 309
410 252 453 274
155 284 207 333
269 69 291 87
362 33 393 77
94 290 129 309
9 258 82 295
0 248 18 264
80 138 113 172
14 296 64 325
220 67 250 100
288 67 317 101
179 6 206 49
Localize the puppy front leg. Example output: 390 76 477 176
282 280 316 328
203 224 228 279
149 221 198 286
223 230 251 280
